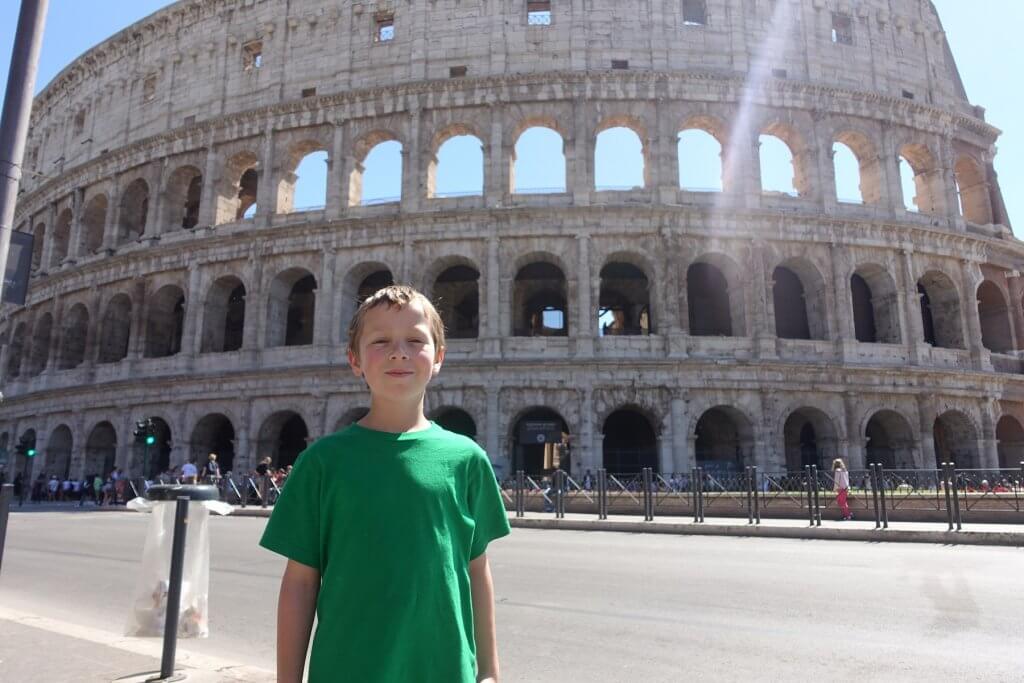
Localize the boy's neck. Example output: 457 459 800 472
358 396 432 434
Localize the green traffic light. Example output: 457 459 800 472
26 448 36 457
145 436 156 445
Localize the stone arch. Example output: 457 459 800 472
27 313 53 376
433 407 478 439
144 284 186 358
278 140 329 213
851 263 901 344
84 421 117 478
772 257 828 340
266 268 317 348
953 154 992 225
509 406 570 476
933 410 980 469
976 280 1013 353
594 116 647 191
759 121 811 197
511 118 566 194
50 208 72 268
833 130 882 205
513 258 568 337
996 415 1024 469
917 270 964 349
898 142 941 214
97 293 133 363
6 322 27 378
599 257 653 336
163 164 203 230
216 151 260 224
45 424 73 480
864 409 916 469
57 303 89 370
431 262 480 340
201 275 246 353
783 407 839 471
687 253 746 337
602 406 659 474
349 130 403 206
190 413 237 474
693 406 755 472
117 178 150 244
339 261 395 342
257 410 310 468
428 124 484 198
678 115 726 192
80 193 108 254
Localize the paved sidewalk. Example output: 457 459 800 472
0 607 274 683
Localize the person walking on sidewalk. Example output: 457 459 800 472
833 458 852 520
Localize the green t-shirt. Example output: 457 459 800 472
259 421 511 682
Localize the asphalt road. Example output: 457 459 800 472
1 509 1023 681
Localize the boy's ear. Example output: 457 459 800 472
431 345 445 378
347 348 362 377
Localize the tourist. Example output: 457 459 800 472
833 458 852 521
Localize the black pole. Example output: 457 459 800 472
752 465 761 524
876 463 889 529
0 483 12 575
515 470 525 517
157 496 190 681
804 466 814 527
697 467 705 522
641 467 653 521
942 463 954 531
691 468 699 523
869 464 881 528
950 465 963 531
597 468 607 519
811 464 821 526
745 466 753 524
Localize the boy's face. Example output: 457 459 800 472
347 300 444 402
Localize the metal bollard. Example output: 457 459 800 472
154 496 190 682
869 464 881 528
515 470 525 518
596 469 607 519
753 466 761 524
0 484 12 576
641 467 653 521
811 464 822 527
554 470 565 519
804 466 815 527
691 468 699 523
942 463 955 531
745 466 754 525
696 467 706 523
876 463 889 529
950 466 963 531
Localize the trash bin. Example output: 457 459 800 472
125 485 232 638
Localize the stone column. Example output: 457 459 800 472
830 242 853 359
483 235 501 358
65 188 84 264
242 253 264 361
569 99 589 205
578 387 595 473
234 403 253 474
916 394 937 469
255 125 276 225
142 160 165 240
959 259 990 370
325 121 346 217
102 180 121 252
842 393 865 470
936 135 961 226
485 387 503 471
574 233 593 356
127 278 148 362
751 241 776 358
485 105 506 208
44 294 62 374
197 145 219 228
315 247 337 347
899 249 923 365
40 202 57 273
979 400 1000 470
401 107 422 212
1007 275 1024 352
670 389 690 473
84 288 103 368
180 261 203 358
879 124 904 215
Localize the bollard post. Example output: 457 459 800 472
942 463 954 531
515 470 525 518
696 467 705 523
597 469 607 520
745 467 753 524
869 464 881 529
259 475 269 509
950 465 963 531
811 464 821 527
0 484 12 576
554 470 565 519
691 468 699 523
804 466 814 527
876 463 888 529
641 467 653 521
752 466 761 524
154 496 190 682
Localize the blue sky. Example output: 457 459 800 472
0 1 1020 228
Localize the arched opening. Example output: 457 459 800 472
46 425 73 480
50 209 72 268
898 144 939 214
772 267 811 340
27 313 53 376
834 131 882 205
694 407 753 473
283 148 329 213
118 178 150 244
139 417 172 479
164 165 203 230
80 194 108 254
976 281 1013 353
917 271 964 349
144 285 185 358
688 261 739 336
677 128 723 192
759 132 799 196
864 410 916 469
191 414 236 474
266 269 317 348
599 261 651 336
996 416 1024 469
511 408 569 476
85 422 117 479
356 139 403 206
832 141 862 204
57 303 89 369
335 407 370 432
512 126 566 194
783 408 838 471
434 408 478 439
358 270 395 303
429 134 484 198
602 408 658 475
434 265 479 339
258 411 309 468
202 277 246 353
933 411 979 469
98 294 132 363
953 155 992 225
594 126 645 191
851 265 901 344
216 152 259 224
6 323 26 378
513 262 568 337
238 169 259 219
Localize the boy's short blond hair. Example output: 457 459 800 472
346 285 446 355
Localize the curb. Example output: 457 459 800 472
508 517 1024 547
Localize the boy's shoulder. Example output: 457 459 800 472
303 423 487 463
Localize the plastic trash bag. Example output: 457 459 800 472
125 497 232 638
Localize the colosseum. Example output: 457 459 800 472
2 0 1022 486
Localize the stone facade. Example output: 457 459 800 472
4 0 1024 482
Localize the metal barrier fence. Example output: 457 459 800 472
500 464 1024 530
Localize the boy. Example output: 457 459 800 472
259 285 511 682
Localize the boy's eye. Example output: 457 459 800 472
371 339 388 345
408 338 425 344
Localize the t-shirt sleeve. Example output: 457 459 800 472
258 449 322 571
467 450 511 559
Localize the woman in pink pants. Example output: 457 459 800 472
833 458 852 520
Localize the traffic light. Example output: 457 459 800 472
15 433 36 458
134 418 157 446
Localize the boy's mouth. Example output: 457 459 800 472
385 370 414 377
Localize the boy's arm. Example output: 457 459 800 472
277 559 320 683
469 552 499 683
